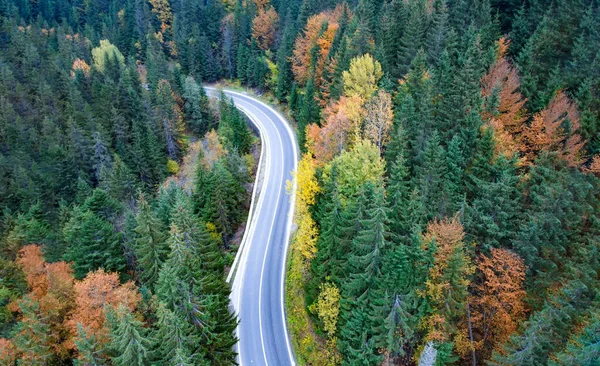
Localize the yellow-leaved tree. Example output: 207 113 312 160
310 282 341 338
91 40 125 73
342 54 382 101
293 154 321 260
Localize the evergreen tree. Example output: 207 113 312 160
134 193 168 288
183 76 214 135
109 307 152 366
151 302 196 365
338 183 389 365
63 207 125 279
11 298 53 365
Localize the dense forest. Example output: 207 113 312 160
0 0 259 361
1 0 600 365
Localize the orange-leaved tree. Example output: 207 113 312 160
291 7 344 87
0 338 16 364
307 95 364 164
422 217 474 348
481 39 528 159
252 6 279 51
13 245 75 359
520 91 585 167
464 248 527 362
68 269 140 356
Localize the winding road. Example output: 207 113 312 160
205 88 298 366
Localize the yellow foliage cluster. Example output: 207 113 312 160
166 159 180 174
309 282 341 338
292 155 320 261
323 139 385 203
91 40 125 73
286 154 341 365
342 54 383 101
295 154 321 207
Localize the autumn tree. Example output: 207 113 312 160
291 8 343 86
0 339 16 364
68 269 140 356
421 216 474 358
310 282 340 339
14 245 75 360
252 6 279 51
292 155 321 262
342 53 383 101
363 89 393 153
520 91 586 167
307 95 364 164
149 0 175 54
326 139 385 203
481 40 528 159
464 248 527 362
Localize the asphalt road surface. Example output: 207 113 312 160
205 87 298 366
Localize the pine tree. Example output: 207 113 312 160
276 11 297 101
74 323 109 365
297 77 320 151
11 297 53 365
549 311 600 366
465 155 522 252
396 0 427 77
338 183 389 365
134 193 168 288
425 0 450 66
387 143 411 238
414 132 447 220
151 302 196 365
63 207 125 279
183 76 213 135
109 307 152 366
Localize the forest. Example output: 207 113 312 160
1 0 600 365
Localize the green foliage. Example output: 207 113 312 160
134 193 168 288
63 206 125 279
183 76 214 135
2 0 600 365
218 94 253 154
109 307 152 366
92 40 125 73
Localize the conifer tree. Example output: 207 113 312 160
63 207 125 279
134 193 168 288
338 183 389 365
151 302 195 365
414 132 448 220
396 0 427 76
183 76 213 135
109 307 152 366
11 297 53 365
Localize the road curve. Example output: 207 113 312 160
205 87 298 366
